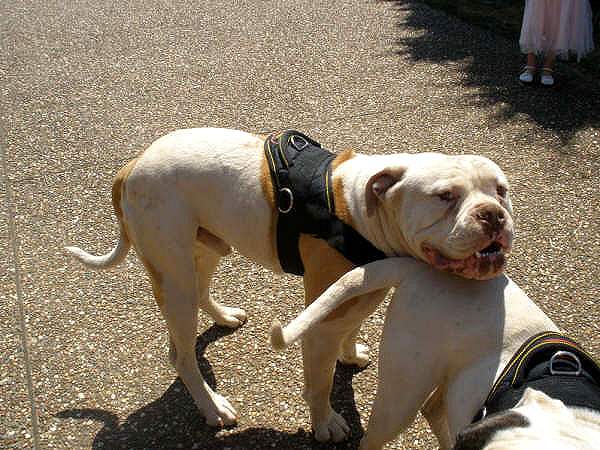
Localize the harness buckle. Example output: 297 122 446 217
290 135 309 151
278 188 294 214
550 350 582 376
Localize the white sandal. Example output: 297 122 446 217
540 67 554 86
519 65 536 84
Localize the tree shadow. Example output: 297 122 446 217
384 0 600 145
57 325 365 449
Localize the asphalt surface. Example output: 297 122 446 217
1 0 599 449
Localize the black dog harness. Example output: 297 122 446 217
264 130 386 275
474 331 600 422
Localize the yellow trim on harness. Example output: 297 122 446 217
266 146 278 187
486 331 556 401
511 339 596 386
486 332 599 403
325 168 333 213
278 137 290 168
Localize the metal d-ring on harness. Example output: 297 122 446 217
473 331 600 422
550 350 582 376
275 135 310 214
264 130 386 276
277 187 294 214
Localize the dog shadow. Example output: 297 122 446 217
384 0 600 146
57 324 366 449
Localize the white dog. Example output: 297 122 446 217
66 128 514 441
271 258 600 449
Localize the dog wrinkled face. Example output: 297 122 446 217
369 154 514 280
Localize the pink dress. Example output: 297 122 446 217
519 0 595 61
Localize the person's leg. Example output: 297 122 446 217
541 50 556 86
519 53 537 83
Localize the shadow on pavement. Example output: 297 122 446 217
386 0 600 145
57 325 365 449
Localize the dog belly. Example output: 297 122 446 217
124 128 281 271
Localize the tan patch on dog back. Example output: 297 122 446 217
330 150 355 228
112 157 163 307
331 149 355 170
332 176 355 228
111 158 138 219
260 153 276 208
260 152 278 259
300 235 364 321
253 133 268 141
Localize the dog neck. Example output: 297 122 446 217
334 154 413 257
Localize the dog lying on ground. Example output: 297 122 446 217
66 128 514 441
271 257 600 449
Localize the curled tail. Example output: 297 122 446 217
65 158 137 270
270 267 376 350
270 257 421 351
65 226 130 269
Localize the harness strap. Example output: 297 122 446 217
474 332 600 421
264 130 386 275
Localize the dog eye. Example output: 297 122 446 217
496 185 507 198
437 191 456 202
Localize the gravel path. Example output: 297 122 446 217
2 1 598 448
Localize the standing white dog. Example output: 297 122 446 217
66 128 514 441
271 258 600 449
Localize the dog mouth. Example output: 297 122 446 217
422 240 508 280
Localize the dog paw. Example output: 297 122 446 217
313 410 350 442
214 306 247 328
338 343 370 368
201 392 238 427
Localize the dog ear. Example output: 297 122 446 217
453 411 529 450
365 168 405 217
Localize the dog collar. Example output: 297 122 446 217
473 331 600 422
264 130 386 275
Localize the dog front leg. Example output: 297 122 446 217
422 385 452 450
302 327 350 442
360 324 440 450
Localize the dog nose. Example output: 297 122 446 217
475 206 506 234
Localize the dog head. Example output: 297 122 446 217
366 153 513 280
454 388 600 449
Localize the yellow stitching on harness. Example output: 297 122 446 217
325 169 332 213
486 332 557 401
266 147 278 188
278 136 289 168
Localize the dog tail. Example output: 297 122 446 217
65 228 130 269
270 258 416 350
65 159 137 269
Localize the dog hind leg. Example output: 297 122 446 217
129 205 238 426
194 242 247 328
153 247 237 426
